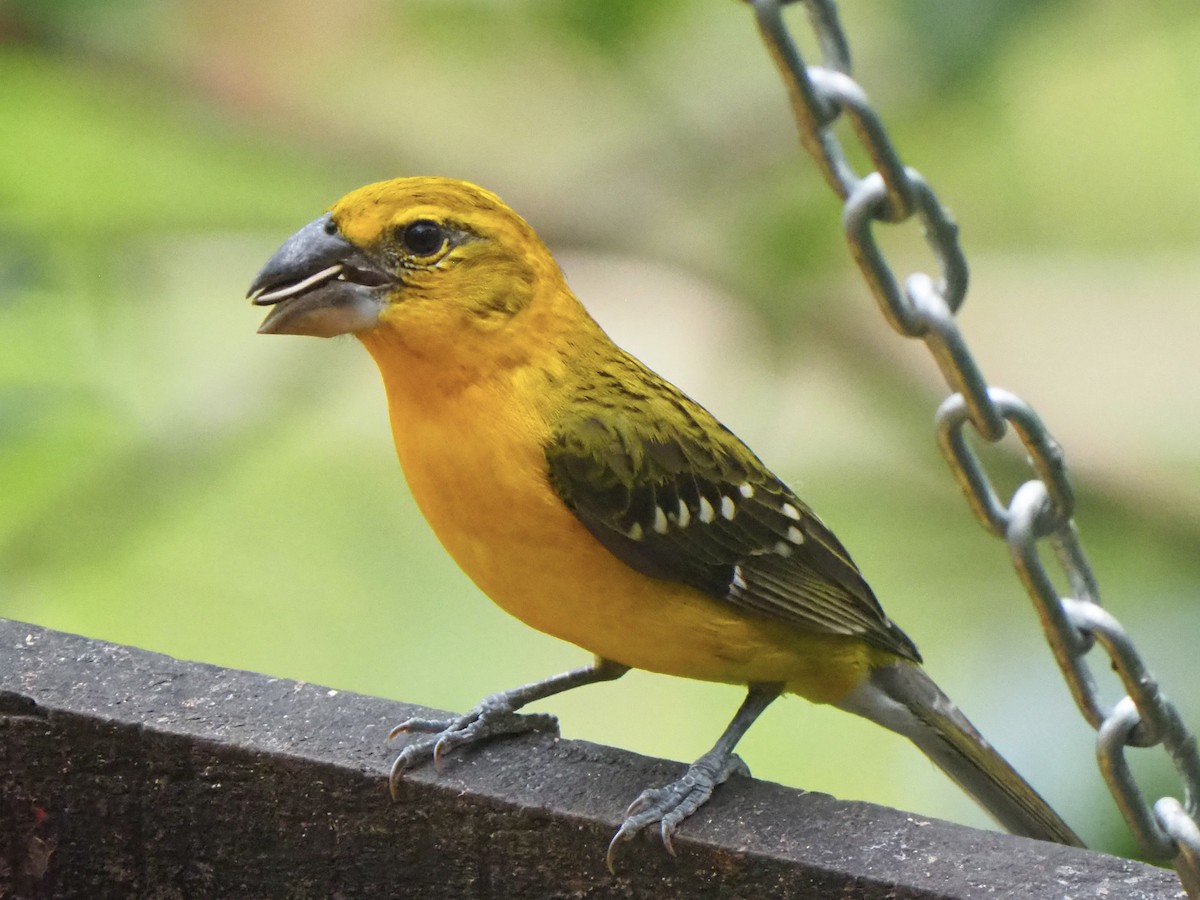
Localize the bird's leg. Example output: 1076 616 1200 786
387 657 629 797
606 682 783 872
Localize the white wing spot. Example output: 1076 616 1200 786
677 500 691 529
774 541 794 558
720 495 736 520
698 497 715 524
787 525 805 544
730 565 748 596
627 522 644 540
738 482 754 499
781 502 801 521
653 506 669 535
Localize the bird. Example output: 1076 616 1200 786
247 176 1082 867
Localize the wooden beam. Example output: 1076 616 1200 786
0 618 1181 898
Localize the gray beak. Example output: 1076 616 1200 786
248 213 391 337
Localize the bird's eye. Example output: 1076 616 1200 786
323 217 338 235
400 220 446 257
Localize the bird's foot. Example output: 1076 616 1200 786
606 752 750 872
386 693 559 797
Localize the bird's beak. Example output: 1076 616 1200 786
247 213 393 337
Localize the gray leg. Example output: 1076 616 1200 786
388 658 629 797
607 682 783 872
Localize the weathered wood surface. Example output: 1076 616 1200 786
0 618 1183 898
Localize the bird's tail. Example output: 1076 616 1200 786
836 661 1083 846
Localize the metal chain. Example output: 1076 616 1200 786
745 1 1200 894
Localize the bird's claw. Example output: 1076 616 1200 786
386 699 559 799
387 715 452 736
605 753 750 874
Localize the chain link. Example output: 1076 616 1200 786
746 0 1200 892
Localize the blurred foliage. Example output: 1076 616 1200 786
2 0 1199 865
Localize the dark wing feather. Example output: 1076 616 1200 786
545 355 920 663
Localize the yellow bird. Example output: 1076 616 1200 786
248 176 1081 865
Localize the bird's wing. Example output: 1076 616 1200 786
544 362 921 663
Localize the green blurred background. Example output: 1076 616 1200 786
3 0 1199 863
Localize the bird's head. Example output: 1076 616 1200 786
248 177 565 347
